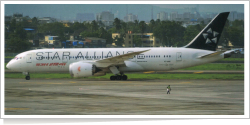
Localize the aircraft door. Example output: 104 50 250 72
26 54 32 63
62 52 69 63
131 55 136 62
176 52 182 61
62 56 68 63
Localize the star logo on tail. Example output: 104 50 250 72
202 28 219 45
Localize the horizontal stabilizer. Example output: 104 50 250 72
198 51 225 58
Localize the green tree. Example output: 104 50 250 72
31 17 39 27
113 18 122 32
113 36 124 47
220 20 244 47
183 25 200 46
227 26 244 47
6 36 31 53
80 31 99 38
139 21 146 34
153 21 185 47
232 20 244 27
148 19 155 32
99 27 113 44
6 26 31 53
132 35 142 47
91 20 98 32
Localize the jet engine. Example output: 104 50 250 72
69 62 102 78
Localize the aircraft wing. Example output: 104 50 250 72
198 51 226 58
96 49 150 64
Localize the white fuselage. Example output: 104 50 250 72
7 47 224 73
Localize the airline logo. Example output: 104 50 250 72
78 66 81 72
203 28 219 45
36 63 66 66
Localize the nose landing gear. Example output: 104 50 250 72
23 72 30 80
25 76 30 80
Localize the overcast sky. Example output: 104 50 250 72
4 4 244 21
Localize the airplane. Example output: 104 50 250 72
6 12 235 80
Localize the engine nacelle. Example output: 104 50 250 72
69 62 102 78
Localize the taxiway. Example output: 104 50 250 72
4 78 244 115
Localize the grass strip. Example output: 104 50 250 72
182 63 244 70
221 58 244 61
5 73 244 80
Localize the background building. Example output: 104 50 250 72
39 17 57 24
96 11 114 26
170 12 178 21
124 13 138 22
84 37 106 48
157 12 168 21
76 13 95 22
112 32 160 47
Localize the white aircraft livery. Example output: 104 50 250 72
6 12 234 80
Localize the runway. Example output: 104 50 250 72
4 78 244 115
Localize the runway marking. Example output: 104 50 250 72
69 81 77 83
5 108 29 110
180 82 192 84
170 94 244 100
19 82 30 84
35 82 62 84
119 82 132 83
193 71 204 74
144 71 155 73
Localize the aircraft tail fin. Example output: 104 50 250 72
184 12 230 51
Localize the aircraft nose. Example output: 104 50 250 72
6 62 12 70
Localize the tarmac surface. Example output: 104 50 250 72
4 78 244 115
4 69 244 74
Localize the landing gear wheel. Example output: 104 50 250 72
122 75 127 80
116 75 122 80
110 76 116 80
110 75 128 80
25 76 30 80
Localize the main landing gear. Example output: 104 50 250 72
110 74 128 80
109 66 128 80
23 72 30 80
